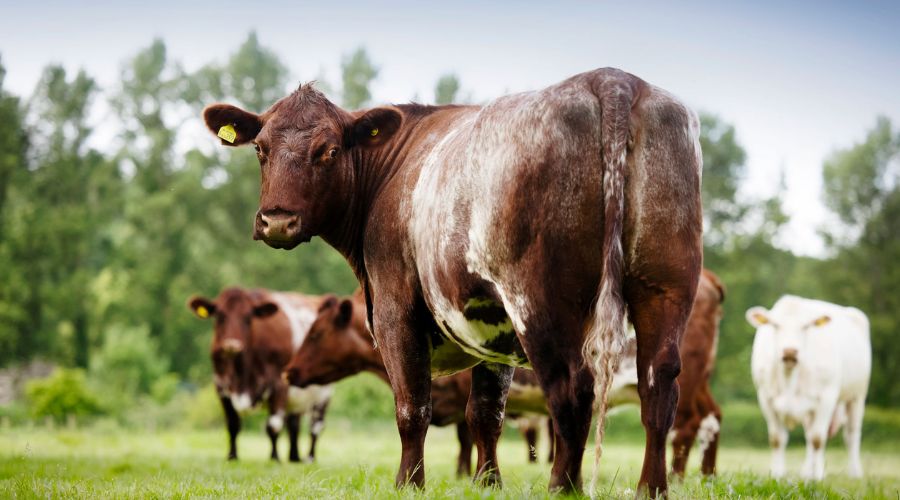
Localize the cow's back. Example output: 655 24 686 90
250 291 321 375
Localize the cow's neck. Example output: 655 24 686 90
320 106 469 277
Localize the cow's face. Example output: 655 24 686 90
202 85 402 250
746 306 831 370
284 296 361 387
188 289 278 397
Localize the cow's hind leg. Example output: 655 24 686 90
627 285 696 497
286 413 301 463
669 400 700 479
467 362 514 486
220 396 241 460
517 309 594 493
456 421 473 477
546 416 555 463
697 387 722 476
307 399 330 462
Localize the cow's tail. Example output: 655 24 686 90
584 76 636 497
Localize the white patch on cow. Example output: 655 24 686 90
697 413 720 454
230 392 253 413
287 384 333 414
268 412 285 433
666 429 676 443
270 293 317 350
647 366 655 389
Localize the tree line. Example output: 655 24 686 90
0 33 896 407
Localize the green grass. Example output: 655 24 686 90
1 415 898 499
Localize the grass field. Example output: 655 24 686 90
2 413 899 499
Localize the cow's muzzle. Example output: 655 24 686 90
221 338 244 355
782 348 799 366
283 367 306 388
253 209 303 249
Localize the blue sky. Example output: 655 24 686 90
2 0 899 255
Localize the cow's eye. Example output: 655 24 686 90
328 147 339 159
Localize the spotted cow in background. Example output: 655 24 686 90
203 67 703 495
188 287 333 462
746 295 871 480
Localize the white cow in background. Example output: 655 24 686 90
746 296 871 480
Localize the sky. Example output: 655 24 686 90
1 0 899 256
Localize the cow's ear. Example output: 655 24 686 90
812 315 831 327
746 307 770 327
254 301 279 319
202 104 262 146
318 294 339 312
348 107 402 148
188 296 216 319
335 299 353 328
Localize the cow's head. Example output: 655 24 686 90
746 305 831 369
202 85 402 249
283 295 370 387
188 288 279 402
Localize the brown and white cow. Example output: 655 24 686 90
203 67 703 495
282 291 545 476
187 287 333 462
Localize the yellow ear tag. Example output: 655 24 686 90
370 128 379 137
753 313 768 325
218 124 237 144
814 316 830 327
197 306 209 318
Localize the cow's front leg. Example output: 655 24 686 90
286 413 301 463
372 302 433 488
803 397 835 480
467 362 513 487
307 398 330 462
266 385 288 461
758 394 788 478
220 396 241 460
844 397 865 478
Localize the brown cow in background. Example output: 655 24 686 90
512 269 726 477
188 287 333 462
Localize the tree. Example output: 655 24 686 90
341 47 378 109
0 55 29 364
820 117 899 406
434 73 460 105
698 113 749 248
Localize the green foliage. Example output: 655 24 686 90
25 369 103 422
89 325 168 400
341 47 378 109
434 73 461 105
328 373 396 421
0 39 897 417
818 117 900 407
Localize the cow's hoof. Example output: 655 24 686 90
227 455 238 461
